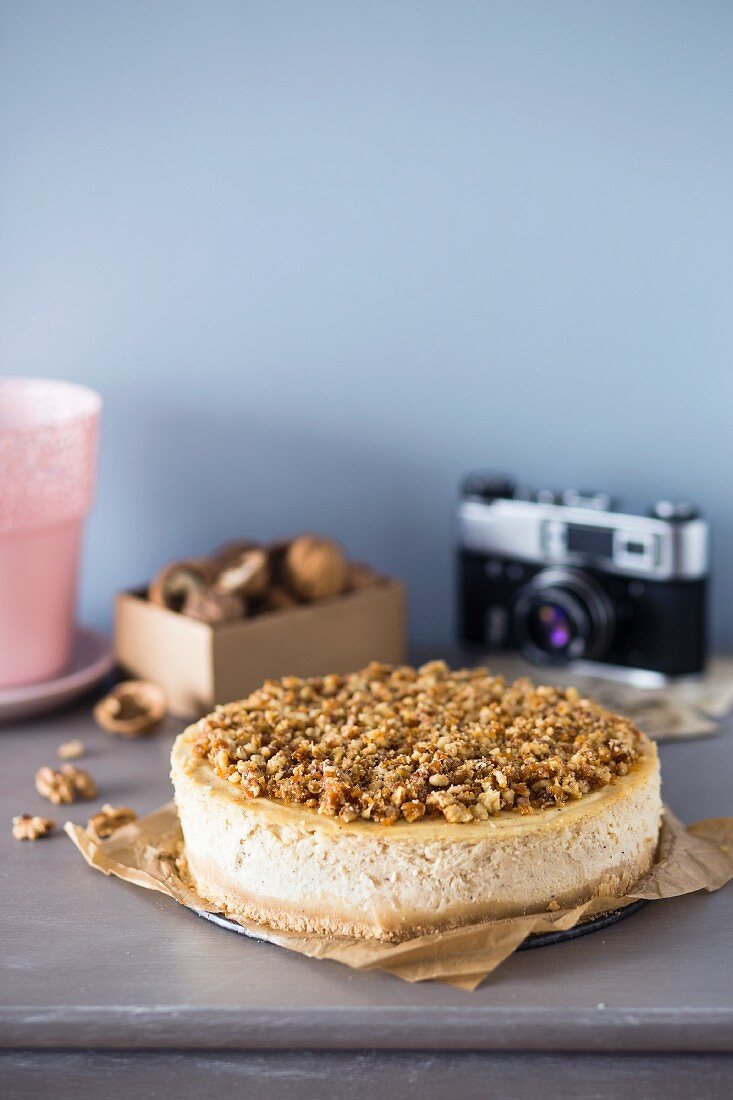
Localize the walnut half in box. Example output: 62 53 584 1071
147 536 373 623
114 535 406 717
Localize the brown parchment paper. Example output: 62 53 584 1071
65 805 733 991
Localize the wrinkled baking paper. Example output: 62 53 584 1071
474 654 733 740
65 805 733 991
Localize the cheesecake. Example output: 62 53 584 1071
171 661 661 941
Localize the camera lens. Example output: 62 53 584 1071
527 602 577 656
513 569 614 666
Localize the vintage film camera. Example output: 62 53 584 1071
458 474 708 681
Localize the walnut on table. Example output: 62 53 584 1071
35 763 97 804
34 765 74 804
94 680 167 737
12 814 56 840
65 764 97 799
57 739 86 760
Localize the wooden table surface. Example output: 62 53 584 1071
2 685 732 1098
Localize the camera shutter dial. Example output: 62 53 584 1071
560 489 614 511
461 473 516 502
650 500 700 522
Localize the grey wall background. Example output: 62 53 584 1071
1 0 732 646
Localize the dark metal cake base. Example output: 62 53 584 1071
518 899 648 950
196 898 648 950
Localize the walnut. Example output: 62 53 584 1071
87 803 138 840
214 547 270 599
345 561 380 592
210 539 259 571
283 535 347 601
35 764 97 804
35 765 75 804
428 773 450 787
441 801 474 824
148 558 215 612
63 763 98 800
94 680 167 737
264 538 291 585
478 788 501 814
261 584 299 612
57 739 86 760
12 814 56 840
182 587 245 623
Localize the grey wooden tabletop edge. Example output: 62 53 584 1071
2 1005 733 1053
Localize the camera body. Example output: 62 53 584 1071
458 474 709 680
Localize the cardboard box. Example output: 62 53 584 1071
115 579 407 717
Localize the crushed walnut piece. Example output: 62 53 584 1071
57 739 86 760
87 803 137 840
12 814 56 840
191 661 645 826
35 763 97 804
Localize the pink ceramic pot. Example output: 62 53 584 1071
0 378 101 688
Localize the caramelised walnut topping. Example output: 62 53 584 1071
192 662 645 826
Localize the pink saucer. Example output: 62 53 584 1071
0 627 114 722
